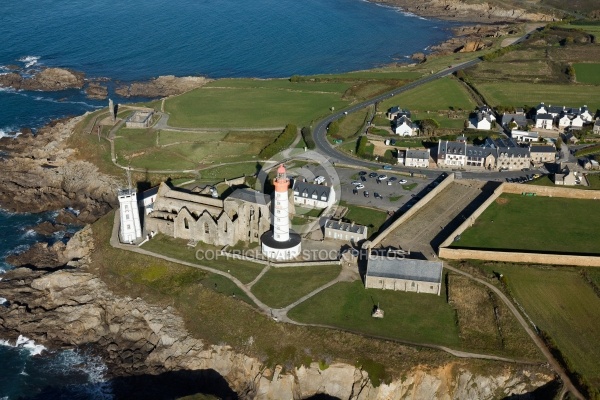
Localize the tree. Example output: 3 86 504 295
556 137 563 150
420 118 440 136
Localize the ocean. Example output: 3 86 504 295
0 0 455 398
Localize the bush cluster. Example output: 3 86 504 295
259 124 297 159
301 126 315 149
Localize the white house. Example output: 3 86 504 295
474 106 496 131
511 130 539 143
579 106 593 122
571 115 584 129
394 116 417 136
404 149 430 168
292 180 335 209
535 103 548 115
535 114 554 129
558 115 571 130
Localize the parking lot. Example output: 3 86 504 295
334 168 439 211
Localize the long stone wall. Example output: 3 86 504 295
439 182 600 267
503 182 600 199
439 247 600 267
370 173 455 247
438 183 505 248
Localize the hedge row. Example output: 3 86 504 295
301 126 315 149
259 124 297 159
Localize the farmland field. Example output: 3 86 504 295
573 63 600 85
474 262 600 390
471 82 600 110
454 194 600 254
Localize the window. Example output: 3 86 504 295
224 223 227 233
184 218 189 229
204 223 209 234
126 214 130 220
411 282 415 287
126 224 131 229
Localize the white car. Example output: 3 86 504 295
399 179 408 184
377 174 388 180
387 181 392 186
355 184 365 190
314 176 326 185
351 181 362 186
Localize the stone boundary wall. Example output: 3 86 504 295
439 182 600 267
438 247 600 267
370 173 455 247
219 251 340 268
503 182 600 199
438 183 505 248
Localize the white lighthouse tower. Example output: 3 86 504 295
118 187 142 243
261 164 301 260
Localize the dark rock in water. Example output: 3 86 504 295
85 82 108 100
0 67 85 91
31 221 67 236
55 210 84 226
6 242 64 268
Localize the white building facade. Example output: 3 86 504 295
118 188 143 243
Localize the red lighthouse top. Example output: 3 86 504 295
274 164 289 193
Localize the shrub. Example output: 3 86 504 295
259 124 297 159
301 126 315 149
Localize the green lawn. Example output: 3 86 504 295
335 107 370 139
288 280 461 347
251 265 341 308
379 77 477 113
472 81 600 111
475 262 600 390
141 234 265 284
574 63 600 85
340 202 389 237
563 23 600 37
402 183 418 191
454 194 600 254
164 80 351 128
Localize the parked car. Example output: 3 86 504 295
355 184 365 190
351 181 361 186
360 176 366 182
378 174 388 180
374 192 383 199
387 181 392 186
358 171 367 176
364 191 370 197
369 172 378 178
389 177 397 182
383 165 392 170
399 179 407 184
353 189 358 195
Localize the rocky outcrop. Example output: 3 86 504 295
0 228 555 399
371 0 558 22
428 24 513 55
115 75 211 98
0 116 118 223
85 82 109 100
0 67 85 91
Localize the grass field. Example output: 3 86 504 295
454 194 600 254
473 261 600 390
251 265 341 308
472 81 600 111
288 280 461 347
340 202 389 238
114 129 280 171
141 234 265 284
573 63 600 85
164 79 351 128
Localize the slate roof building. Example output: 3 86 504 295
404 149 430 168
292 180 335 209
437 140 467 167
529 145 556 165
324 219 368 242
365 256 443 295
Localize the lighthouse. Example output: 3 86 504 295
261 164 302 260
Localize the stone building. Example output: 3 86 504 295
145 182 271 246
292 180 335 209
529 145 556 165
126 110 154 128
365 256 443 295
324 219 368 242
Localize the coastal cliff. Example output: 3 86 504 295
371 0 558 22
0 116 117 223
0 226 555 399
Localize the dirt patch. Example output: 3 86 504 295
496 197 510 205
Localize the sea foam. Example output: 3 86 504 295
0 335 47 356
18 55 40 68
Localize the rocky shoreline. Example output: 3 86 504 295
0 225 557 399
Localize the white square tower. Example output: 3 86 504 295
118 188 142 243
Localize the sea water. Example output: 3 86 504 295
0 1 455 397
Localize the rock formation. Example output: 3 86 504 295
0 67 85 91
0 116 118 223
0 226 555 399
371 0 559 22
115 75 211 98
85 82 109 100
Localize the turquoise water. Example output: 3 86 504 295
0 1 455 398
